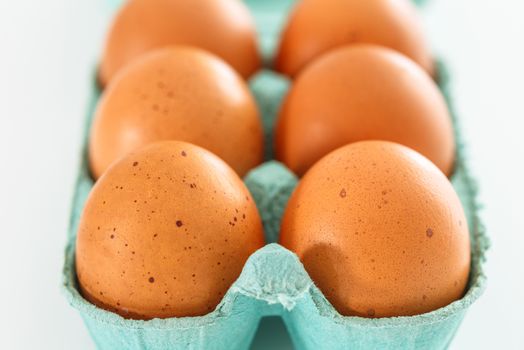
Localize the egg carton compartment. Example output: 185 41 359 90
62 1 489 349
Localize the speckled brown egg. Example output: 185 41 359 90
89 46 264 179
275 45 454 177
275 0 432 77
99 0 260 86
280 141 470 318
76 141 265 319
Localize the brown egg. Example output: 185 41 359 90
89 47 264 179
76 141 265 319
280 141 470 318
99 0 260 86
275 0 432 77
275 45 454 177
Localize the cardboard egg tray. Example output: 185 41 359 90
62 0 489 348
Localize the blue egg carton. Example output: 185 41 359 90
62 0 488 348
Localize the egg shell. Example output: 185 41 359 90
76 141 265 319
275 45 454 177
275 0 433 77
99 0 261 86
89 47 264 179
280 141 471 318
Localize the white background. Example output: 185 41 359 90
0 0 522 348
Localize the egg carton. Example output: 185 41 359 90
62 0 489 349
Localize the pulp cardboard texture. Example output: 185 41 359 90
62 0 489 349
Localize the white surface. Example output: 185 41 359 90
0 0 522 349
